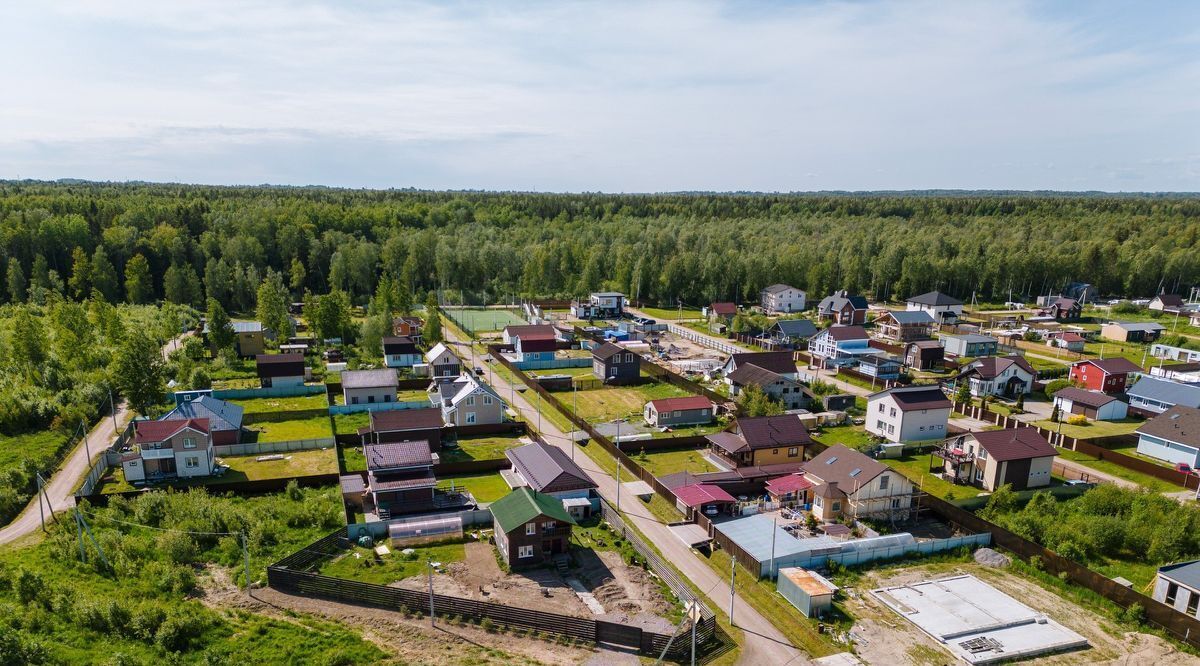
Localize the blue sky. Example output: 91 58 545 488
1 1 1197 192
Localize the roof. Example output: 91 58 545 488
231 321 264 333
439 374 503 410
1158 560 1200 590
256 353 305 378
736 415 812 449
490 487 576 533
368 471 437 491
1053 387 1119 409
592 341 628 361
339 474 365 494
906 291 963 307
1154 294 1187 308
162 396 243 431
962 355 1035 379
871 385 952 411
342 368 398 389
765 473 813 495
517 338 557 353
648 396 713 412
941 333 998 345
365 440 433 470
779 568 838 597
369 407 445 432
908 340 943 350
823 325 870 342
504 325 557 340
968 429 1057 461
728 351 796 375
728 363 788 388
859 354 901 368
673 483 736 507
1075 357 1142 375
762 283 797 295
1049 297 1079 310
505 441 597 493
1137 406 1200 448
818 291 868 311
1108 321 1166 333
592 291 625 298
770 319 818 339
382 336 418 354
425 342 456 362
135 418 210 444
878 310 935 325
1060 332 1086 342
707 431 752 455
804 444 889 489
710 302 738 316
1127 377 1200 408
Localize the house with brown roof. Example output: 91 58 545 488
726 364 810 410
719 351 798 379
362 440 440 518
643 396 714 428
905 340 944 370
1039 297 1082 321
122 418 216 483
709 302 738 325
936 429 1057 491
1069 357 1143 394
1047 331 1086 352
393 316 424 341
673 483 737 519
1136 406 1200 468
802 445 914 521
1052 387 1128 421
256 353 307 388
359 407 445 450
502 325 558 362
866 385 952 442
953 355 1035 398
504 441 597 518
706 415 811 468
873 310 935 343
1150 294 1186 312
592 341 639 384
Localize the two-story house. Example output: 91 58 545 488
726 364 810 410
592 342 640 384
936 429 1057 491
502 325 558 362
160 396 244 445
764 319 818 348
341 368 398 405
424 343 462 379
939 333 998 359
706 415 811 468
816 291 868 325
122 418 216 483
359 407 445 450
1126 376 1200 417
571 292 625 319
954 355 1035 398
873 310 935 343
363 440 439 518
504 441 599 519
382 336 422 368
393 316 424 341
431 374 505 426
760 284 806 314
1039 297 1082 321
807 325 878 368
491 487 576 568
205 320 266 357
905 291 963 324
905 340 944 371
1069 357 1142 395
720 351 799 380
803 445 914 521
866 385 952 442
256 353 307 388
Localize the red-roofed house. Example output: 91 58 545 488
765 473 814 508
123 418 215 483
709 302 738 326
936 429 1057 491
502 325 558 362
643 396 715 427
673 483 736 518
1070 357 1143 394
1047 331 1086 353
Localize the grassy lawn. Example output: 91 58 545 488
1082 340 1150 366
229 394 329 414
332 412 369 435
834 372 888 392
1056 448 1179 492
637 306 704 321
0 430 70 473
1031 418 1143 440
812 424 878 451
441 434 527 462
880 454 985 501
332 388 430 406
1105 442 1178 468
649 421 728 439
317 541 467 585
246 415 334 442
530 365 594 378
437 472 511 503
102 448 339 493
632 447 718 477
342 444 366 472
570 381 693 423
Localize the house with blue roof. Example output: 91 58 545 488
160 395 244 445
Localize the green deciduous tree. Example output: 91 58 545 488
68 247 92 300
421 294 443 346
735 384 784 417
206 298 235 354
90 247 119 302
163 263 201 306
124 254 154 304
6 260 26 303
255 271 292 339
112 331 165 415
311 289 353 343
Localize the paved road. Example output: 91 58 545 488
445 330 808 666
0 332 192 546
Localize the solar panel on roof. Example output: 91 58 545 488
849 468 862 477
826 456 838 464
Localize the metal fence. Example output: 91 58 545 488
512 358 592 371
328 400 432 415
213 438 335 457
666 323 743 355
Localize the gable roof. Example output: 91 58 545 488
941 333 997 345
818 291 868 312
673 484 736 507
342 368 398 389
364 440 433 470
906 291 963 307
1053 387 1119 408
135 417 210 444
804 444 888 489
256 353 305 378
770 319 818 339
727 363 789 388
517 337 557 353
762 283 797 295
503 324 556 340
968 428 1057 461
871 385 952 411
1108 321 1166 333
592 341 628 361
1126 377 1200 409
425 342 456 362
877 310 935 325
728 351 796 375
162 396 243 431
440 375 502 409
1137 406 1200 448
1075 357 1142 375
648 396 713 412
1154 294 1186 308
736 415 812 449
1158 560 1200 590
490 487 576 533
369 407 445 432
908 340 943 350
963 355 1035 379
1049 297 1079 310
823 325 870 342
710 302 738 316
382 336 418 355
1060 332 1086 342
505 441 597 493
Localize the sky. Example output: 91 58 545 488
1 1 1198 192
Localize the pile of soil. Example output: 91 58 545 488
973 547 1011 568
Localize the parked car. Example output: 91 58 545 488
1176 463 1194 474
474 366 485 376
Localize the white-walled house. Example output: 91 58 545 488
905 291 963 324
953 356 1035 398
122 418 216 483
866 386 952 443
936 429 1056 491
341 368 398 405
1052 387 1129 421
760 284 806 314
1154 561 1200 620
425 343 462 379
803 445 914 521
1135 406 1200 468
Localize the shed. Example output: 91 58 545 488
777 567 838 618
388 514 464 546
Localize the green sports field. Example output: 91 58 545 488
443 307 527 333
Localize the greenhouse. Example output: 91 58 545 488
388 514 464 546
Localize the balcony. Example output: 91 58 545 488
935 445 974 466
139 447 175 460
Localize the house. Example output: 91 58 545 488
393 316 424 341
857 355 902 381
954 355 1036 398
571 292 625 319
1039 297 1082 321
905 340 944 370
939 333 998 358
341 368 398 405
502 325 558 362
1048 332 1086 352
1152 362 1200 384
204 320 266 357
726 364 810 410
1152 343 1200 364
359 407 445 450
1135 406 1200 468
644 396 714 427
1149 294 1186 312
1153 560 1200 620
1053 387 1129 421
720 351 799 380
592 342 640 384
255 353 306 388
764 319 818 348
1069 357 1142 394
807 325 878 367
431 374 505 426
491 487 576 568
765 473 814 508
816 290 868 325
866 385 952 443
905 291 963 324
424 343 462 379
761 284 806 314
363 440 439 518
706 415 811 468
873 310 935 343
709 302 738 325
382 336 422 368
673 483 737 519
802 445 914 521
1126 376 1200 417
936 429 1056 491
160 396 243 445
1101 321 1166 343
504 441 597 518
122 418 216 483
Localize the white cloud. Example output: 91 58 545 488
0 0 1196 190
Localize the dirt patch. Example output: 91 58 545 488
581 550 677 630
195 565 597 665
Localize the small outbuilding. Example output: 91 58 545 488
777 567 838 618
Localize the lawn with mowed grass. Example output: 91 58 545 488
570 381 693 423
230 394 328 414
246 415 334 442
879 454 986 500
530 366 595 378
101 448 339 493
437 472 511 502
441 434 528 462
1055 448 1179 492
317 541 467 585
1082 340 1151 366
812 425 878 451
633 447 718 477
333 412 369 435
1031 418 1144 440
637 306 704 321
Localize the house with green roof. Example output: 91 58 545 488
490 487 576 568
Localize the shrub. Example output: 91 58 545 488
1067 414 1088 426
156 611 203 652
1120 602 1145 625
13 569 44 606
481 617 495 633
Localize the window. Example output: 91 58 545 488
673 411 681 417
889 407 897 417
831 501 841 512
788 447 798 457
542 521 555 533
518 545 534 559
183 437 196 449
891 498 901 508
384 394 394 402
526 523 537 536
877 403 884 413
367 395 376 404
465 396 475 406
185 456 199 469
919 426 925 432
466 412 477 424
975 468 984 481
610 366 617 377
978 448 987 460
1188 591 1199 616
1167 582 1179 605
483 395 493 405
876 420 886 431
879 475 889 490
351 396 360 405
625 353 634 363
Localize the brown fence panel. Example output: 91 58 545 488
433 459 512 476
76 472 340 507
618 435 711 453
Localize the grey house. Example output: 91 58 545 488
940 333 998 358
341 368 398 405
644 396 715 427
592 342 639 385
1126 376 1200 417
431 374 506 426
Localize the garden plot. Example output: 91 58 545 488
100 448 338 493
570 380 694 425
440 434 529 463
245 414 334 442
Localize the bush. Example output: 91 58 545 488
13 569 44 606
1067 414 1088 426
156 611 204 652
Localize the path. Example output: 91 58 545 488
1053 457 1139 490
444 329 807 666
0 331 193 546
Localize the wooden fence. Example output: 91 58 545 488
666 323 743 355
77 472 340 507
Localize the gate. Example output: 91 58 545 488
596 619 643 648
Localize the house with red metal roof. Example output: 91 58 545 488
765 473 814 508
673 483 736 518
866 385 952 443
643 396 715 428
502 324 558 362
935 429 1057 491
122 418 215 483
1047 331 1086 353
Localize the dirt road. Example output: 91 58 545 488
0 332 192 546
445 328 807 666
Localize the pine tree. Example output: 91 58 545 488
395 277 413 316
124 254 153 304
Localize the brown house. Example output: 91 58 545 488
490 487 576 569
363 440 439 519
905 340 944 370
706 414 812 468
358 407 445 450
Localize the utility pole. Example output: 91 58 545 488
615 420 623 513
728 555 736 625
109 387 119 433
80 421 91 463
769 515 777 579
571 384 578 462
242 532 251 595
428 559 436 627
36 473 45 532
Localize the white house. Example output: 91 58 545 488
122 418 216 483
1052 387 1129 421
1135 406 1200 468
905 291 964 324
807 325 878 367
760 284 807 314
866 386 952 443
803 445 915 521
953 355 1035 398
431 374 506 426
341 368 398 405
936 429 1057 492
1154 560 1200 620
382 336 422 368
425 343 462 379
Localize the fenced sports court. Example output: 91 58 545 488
443 306 527 334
